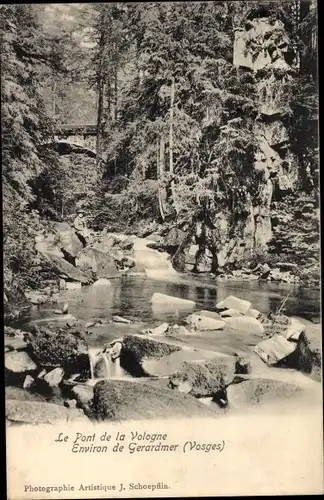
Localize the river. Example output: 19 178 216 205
23 274 320 326
8 273 322 414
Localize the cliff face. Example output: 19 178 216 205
179 14 310 273
222 16 298 266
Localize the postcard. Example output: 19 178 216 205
3 1 322 498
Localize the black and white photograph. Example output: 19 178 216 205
2 1 322 497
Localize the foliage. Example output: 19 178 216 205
1 5 60 299
1 2 319 301
32 154 101 219
269 193 320 269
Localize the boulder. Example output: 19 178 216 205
85 321 96 329
177 326 194 336
260 314 290 337
150 293 195 309
216 295 251 314
184 314 225 331
5 351 38 378
140 346 219 378
76 247 120 279
195 248 214 273
25 291 48 305
92 379 217 421
54 222 83 259
66 315 78 327
182 244 199 271
146 241 164 251
6 400 88 425
71 384 94 414
276 262 298 272
169 354 237 397
4 336 27 352
26 326 91 378
107 342 123 360
4 326 26 338
196 310 223 321
143 323 169 335
43 367 65 388
92 278 111 287
257 263 271 277
35 232 63 257
92 234 119 253
146 233 163 243
235 356 251 375
120 334 181 376
117 256 136 270
64 399 77 409
30 314 78 330
40 252 91 284
245 308 261 319
285 317 306 341
23 375 35 389
222 316 265 335
227 378 304 409
220 308 243 318
112 316 131 324
118 238 134 251
288 331 321 381
253 334 296 365
164 228 186 252
151 322 169 335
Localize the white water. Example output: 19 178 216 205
88 347 128 384
131 235 178 279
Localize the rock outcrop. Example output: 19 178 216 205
6 400 89 425
120 335 182 376
92 379 218 421
226 378 304 410
54 222 83 260
76 247 120 278
26 326 91 378
169 354 237 397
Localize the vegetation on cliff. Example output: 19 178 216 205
1 2 319 305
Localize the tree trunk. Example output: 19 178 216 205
114 65 118 122
169 76 179 214
52 79 56 119
158 135 166 221
96 23 106 168
96 75 104 167
114 68 118 175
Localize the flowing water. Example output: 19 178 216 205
88 347 130 383
24 274 320 326
20 273 321 357
10 274 321 412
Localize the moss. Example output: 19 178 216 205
26 326 90 377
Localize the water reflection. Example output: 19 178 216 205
23 275 320 326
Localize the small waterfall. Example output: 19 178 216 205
132 236 178 279
111 356 123 378
88 348 102 380
88 347 128 383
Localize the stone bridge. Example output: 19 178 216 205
52 124 97 158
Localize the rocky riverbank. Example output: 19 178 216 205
4 221 319 325
5 291 321 426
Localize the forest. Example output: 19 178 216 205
1 1 319 309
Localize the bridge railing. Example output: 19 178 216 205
54 124 97 136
